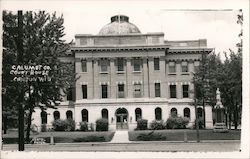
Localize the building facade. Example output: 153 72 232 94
33 15 214 131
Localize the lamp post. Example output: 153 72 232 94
191 72 200 143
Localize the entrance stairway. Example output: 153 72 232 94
110 130 130 143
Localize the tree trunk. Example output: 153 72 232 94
228 112 232 130
25 105 33 142
234 105 238 130
3 116 7 134
202 98 206 128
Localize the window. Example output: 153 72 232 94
169 62 176 73
66 110 73 119
194 61 200 72
101 84 108 98
41 111 47 124
118 84 125 98
100 59 108 72
81 59 87 72
170 85 177 98
117 58 124 72
102 109 108 119
67 87 73 101
155 83 161 97
81 109 88 122
197 108 203 118
154 58 160 70
171 108 177 117
134 84 141 98
135 108 142 121
181 61 188 72
133 58 141 71
182 85 189 98
53 111 60 120
184 108 190 118
82 85 87 99
155 107 162 120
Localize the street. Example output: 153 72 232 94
2 140 240 152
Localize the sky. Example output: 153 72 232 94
0 0 245 60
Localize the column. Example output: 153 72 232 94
93 58 99 99
142 57 149 98
110 58 116 98
126 58 132 98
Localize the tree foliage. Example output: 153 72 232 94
194 10 242 129
2 11 75 139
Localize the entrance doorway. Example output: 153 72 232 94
115 108 128 130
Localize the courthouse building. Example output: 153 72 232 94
33 15 214 131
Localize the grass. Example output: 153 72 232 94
2 130 115 144
129 129 241 141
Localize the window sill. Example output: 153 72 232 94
99 72 109 74
181 72 190 75
133 71 142 73
116 71 125 74
168 73 176 75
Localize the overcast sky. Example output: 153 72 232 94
1 1 244 60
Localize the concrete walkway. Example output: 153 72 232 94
110 131 130 143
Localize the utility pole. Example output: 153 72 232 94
17 10 25 151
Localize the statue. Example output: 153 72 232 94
213 88 228 132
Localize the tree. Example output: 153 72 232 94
2 11 76 141
194 51 223 127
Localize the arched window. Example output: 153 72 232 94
53 111 60 120
102 109 108 119
184 108 190 118
66 110 73 119
135 108 142 121
197 108 203 118
171 108 178 117
155 107 162 120
41 111 47 124
81 109 88 122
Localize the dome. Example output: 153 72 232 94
98 15 141 35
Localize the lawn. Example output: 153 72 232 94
2 130 115 144
128 129 241 141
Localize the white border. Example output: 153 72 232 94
0 0 249 159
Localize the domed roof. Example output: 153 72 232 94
98 15 141 35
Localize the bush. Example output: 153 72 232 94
65 118 75 131
137 131 166 141
41 124 47 132
52 119 66 131
96 118 109 131
52 119 76 131
74 136 105 142
193 118 204 129
136 119 148 130
80 121 88 131
149 120 165 130
166 116 189 129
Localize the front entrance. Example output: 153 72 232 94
116 108 128 130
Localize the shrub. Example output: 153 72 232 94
65 118 75 131
52 119 66 131
96 118 109 131
41 124 47 132
80 121 88 131
149 120 165 130
166 116 189 129
136 119 148 130
137 131 166 141
74 136 105 142
193 118 204 129
52 119 76 131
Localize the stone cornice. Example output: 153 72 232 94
71 45 169 52
167 48 213 54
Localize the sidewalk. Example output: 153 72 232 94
110 131 130 143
